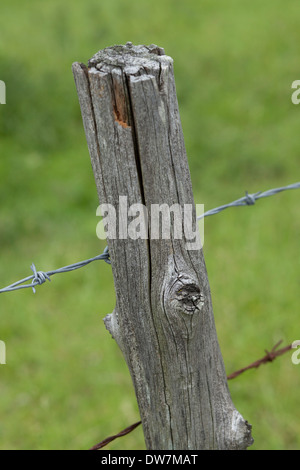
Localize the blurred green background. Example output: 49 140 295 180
0 0 299 450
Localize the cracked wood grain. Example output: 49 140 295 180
72 43 253 450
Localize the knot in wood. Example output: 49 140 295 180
169 274 204 316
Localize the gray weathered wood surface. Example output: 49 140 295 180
72 43 253 450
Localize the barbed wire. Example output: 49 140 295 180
0 247 110 294
197 182 300 219
226 340 293 380
89 340 293 450
89 420 142 451
0 182 299 294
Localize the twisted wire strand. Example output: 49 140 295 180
0 247 110 294
197 182 300 220
0 182 299 294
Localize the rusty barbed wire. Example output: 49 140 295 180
90 341 293 450
89 421 142 450
227 340 293 380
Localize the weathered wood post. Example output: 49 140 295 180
72 43 253 450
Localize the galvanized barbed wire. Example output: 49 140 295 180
197 182 300 220
0 247 110 294
0 182 299 294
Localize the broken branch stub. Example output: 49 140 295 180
72 43 253 450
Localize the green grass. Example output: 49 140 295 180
0 0 299 450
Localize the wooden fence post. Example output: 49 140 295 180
72 43 253 450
